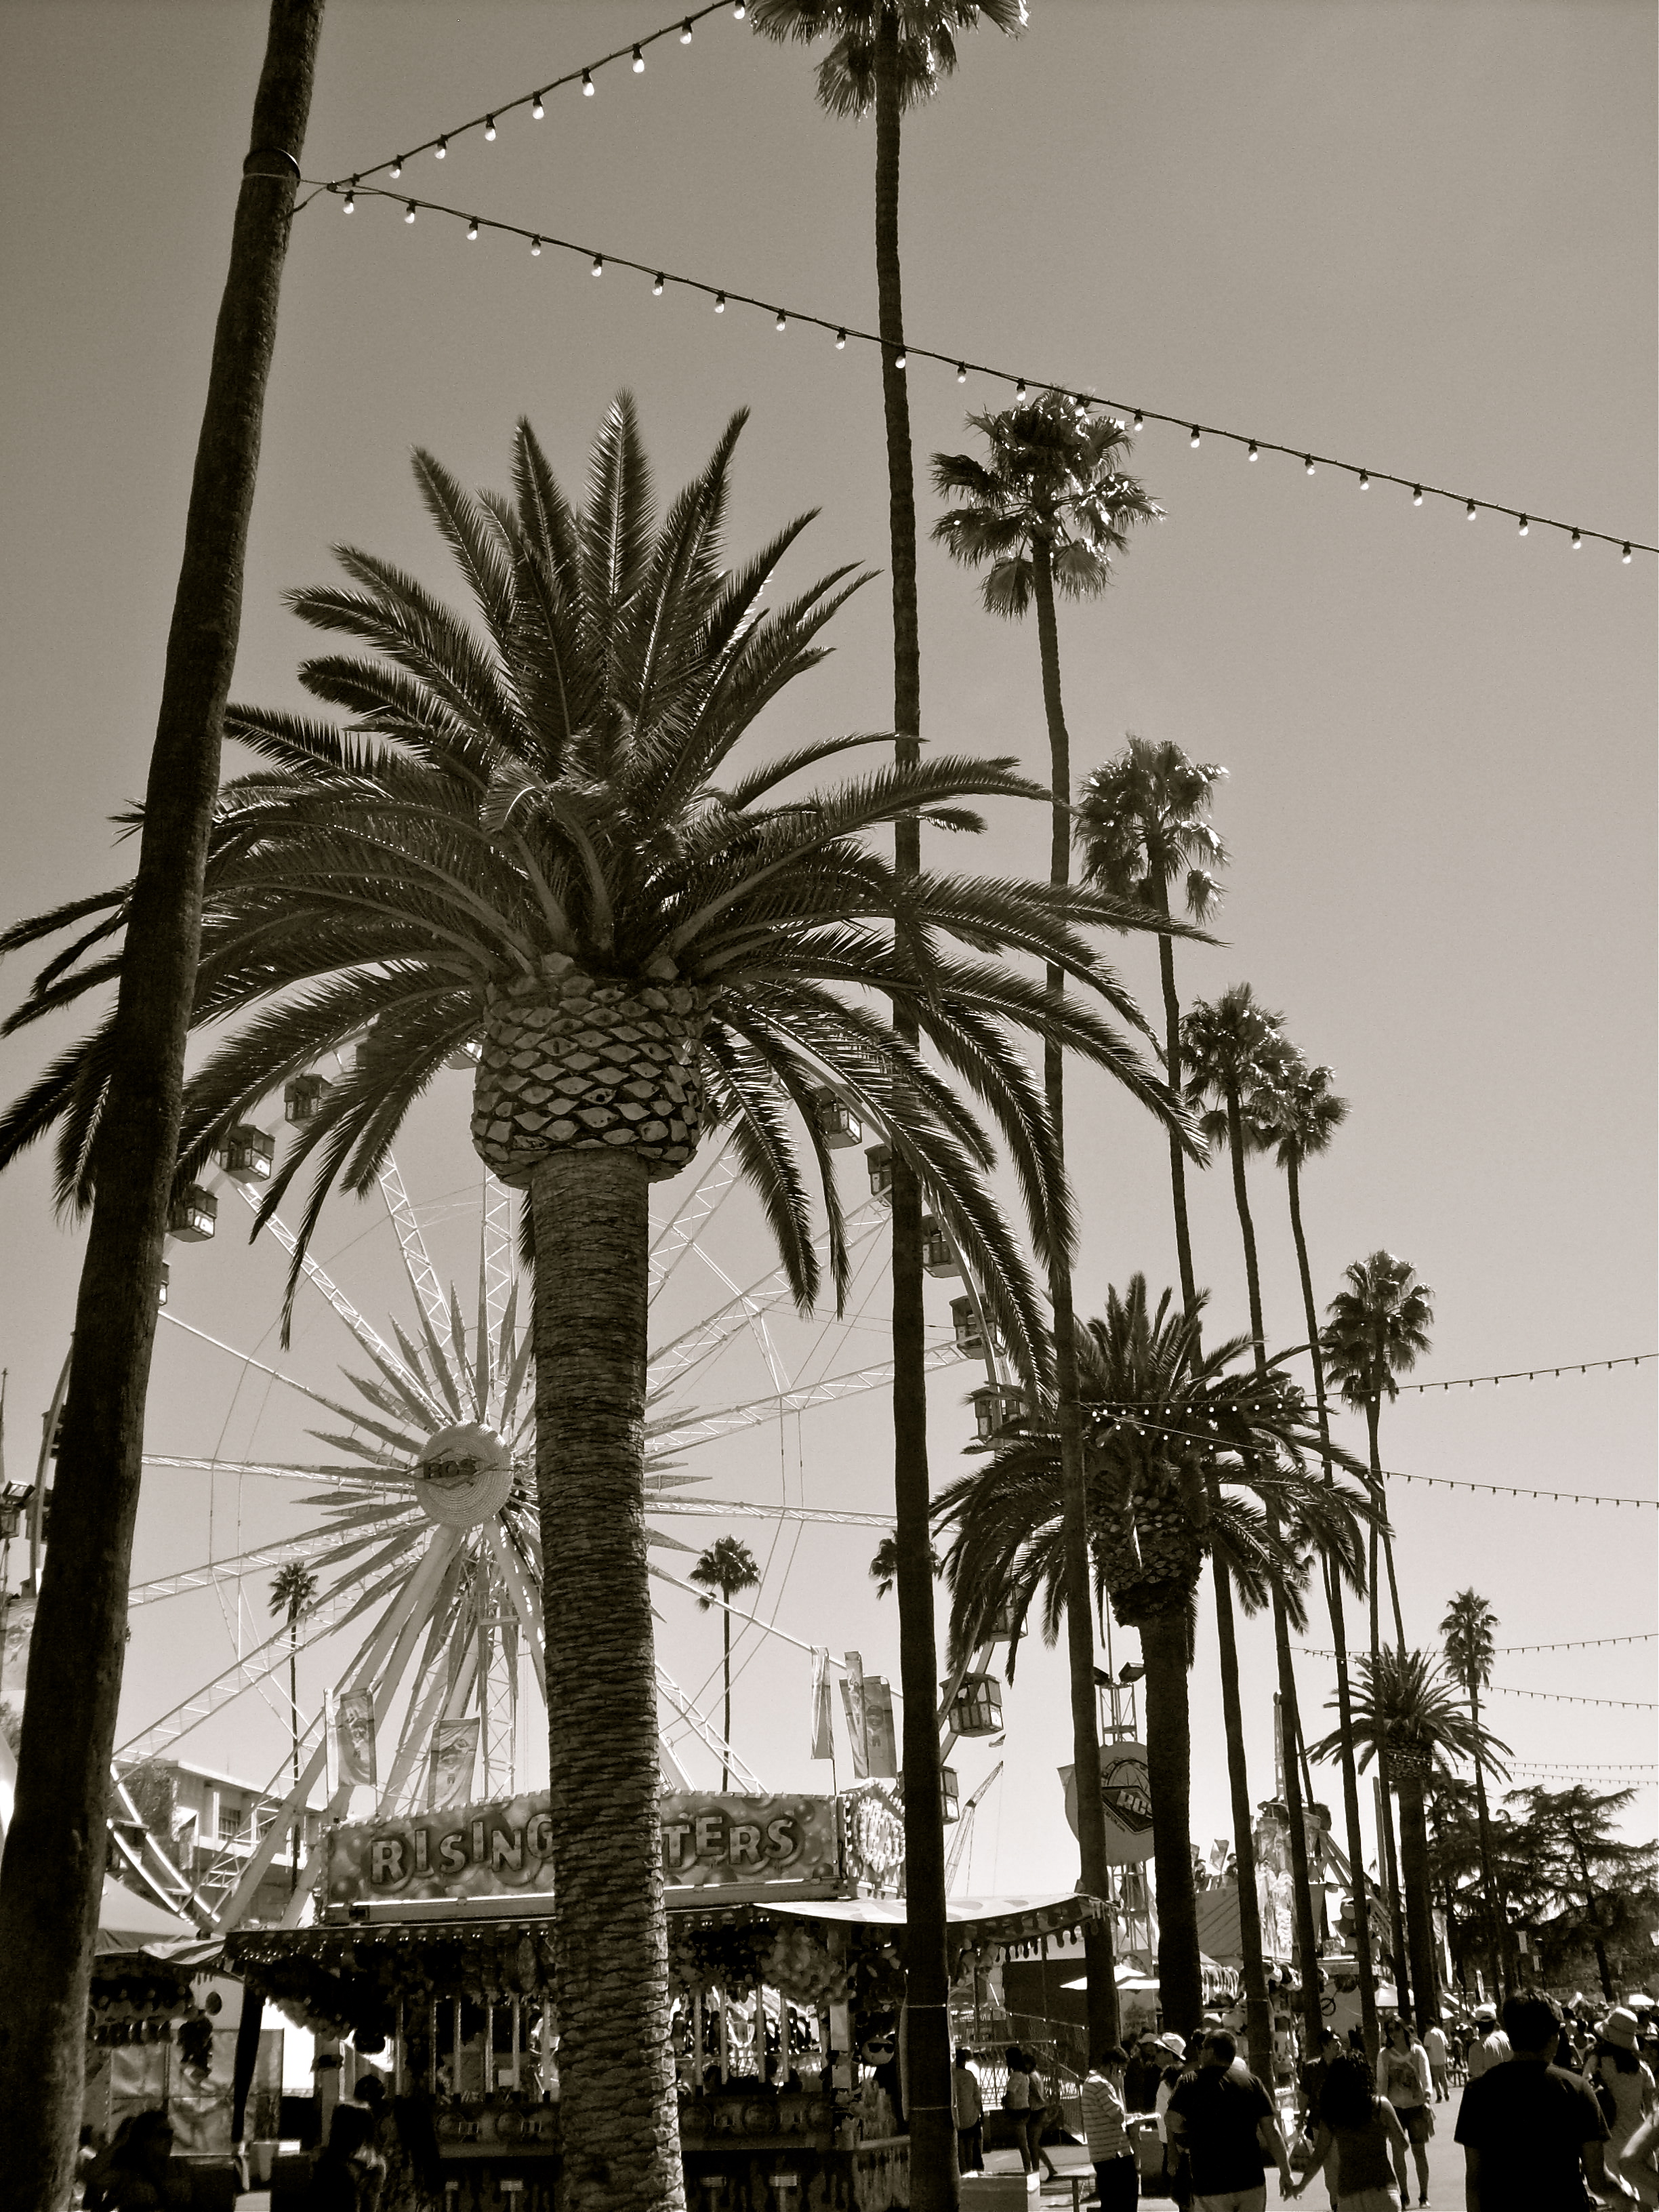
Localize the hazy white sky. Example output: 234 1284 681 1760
0 1 1653 1883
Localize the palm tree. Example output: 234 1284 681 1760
268 1562 318 1897
689 1538 761 1788
933 1277 1373 2041
1313 1647 1510 2030
1076 735 1226 1310
1182 985 1325 2058
930 393 1165 2059
869 1532 938 1599
1261 1053 1380 2055
0 14 324 2200
749 11 1027 2167
1441 1589 1507 2001
1 401 1183 2212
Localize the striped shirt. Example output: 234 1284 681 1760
1080 2071 1131 2162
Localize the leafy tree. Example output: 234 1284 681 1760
934 1276 1372 2038
690 1537 761 1788
268 1561 318 1896
1440 1589 1507 2000
0 402 1177 2212
1502 1784 1659 2001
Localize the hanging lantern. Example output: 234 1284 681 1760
865 1143 893 1198
950 1296 983 1354
941 1766 960 1824
284 1073 331 1124
214 1123 274 1184
970 1384 1027 1442
157 1263 169 1308
167 1185 218 1243
808 1085 862 1149
984 1592 1019 1641
949 1673 1004 1738
920 1217 960 1277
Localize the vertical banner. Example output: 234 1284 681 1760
427 1717 480 1809
863 1678 899 1779
329 1687 378 1792
839 1650 869 1780
809 1648 835 1761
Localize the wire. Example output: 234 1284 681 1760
1495 1632 1657 1654
300 184 1657 563
1294 1648 1657 1709
1397 1353 1656 1392
1511 1761 1658 1776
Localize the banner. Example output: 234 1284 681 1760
840 1651 869 1779
863 1677 899 1780
326 1688 377 1793
427 1717 480 1809
1058 1740 1155 1865
809 1648 835 1761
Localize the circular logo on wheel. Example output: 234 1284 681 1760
1101 1742 1155 1864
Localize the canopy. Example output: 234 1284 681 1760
96 1877 199 1956
758 1891 1105 1946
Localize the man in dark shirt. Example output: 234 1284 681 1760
1455 1986 1613 2211
1166 2029 1294 2212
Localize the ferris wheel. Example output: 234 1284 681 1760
54 1067 1012 1931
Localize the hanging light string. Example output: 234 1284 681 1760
1397 1353 1656 1393
306 184 1656 564
300 0 738 206
1512 1761 1658 1776
1294 1649 1657 1707
1496 1631 1656 1655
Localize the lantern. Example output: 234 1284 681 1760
949 1673 1004 1738
214 1123 274 1184
970 1384 1027 1442
983 1593 1019 1641
950 1296 983 1354
920 1217 959 1277
284 1073 331 1124
157 1263 169 1309
865 1143 893 1198
167 1185 218 1243
809 1086 862 1149
941 1766 960 1824
0 1495 21 1542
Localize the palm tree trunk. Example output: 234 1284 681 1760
1394 1772 1441 2028
0 13 323 2205
1286 1159 1379 2055
1467 1684 1505 2002
1211 1544 1273 2074
1222 1088 1322 2055
289 1631 300 1900
1141 1610 1203 2034
1151 884 1198 1313
1375 1776 1412 2021
531 1148 683 2212
874 17 955 2204
1032 535 1119 2060
721 1606 733 1791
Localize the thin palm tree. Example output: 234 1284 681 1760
1 401 1182 2212
1441 1589 1507 2001
750 9 1027 2165
934 1277 1373 2041
1312 1647 1509 2030
690 1537 760 1788
930 393 1166 2058
869 1532 938 1599
1261 1052 1380 2055
268 1561 318 1896
1182 986 1327 2056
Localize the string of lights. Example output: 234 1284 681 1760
302 0 743 201
1496 1632 1657 1655
304 184 1656 565
1397 1353 1656 1393
1512 1762 1658 1777
1293 1650 1657 1708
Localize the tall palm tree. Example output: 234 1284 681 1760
1312 1647 1509 2030
869 1532 939 1598
268 1561 318 1897
930 393 1165 2059
0 12 325 2201
690 1537 760 1789
1 402 1182 2212
933 1277 1373 2041
749 9 1027 2167
1182 985 1325 2057
1076 736 1226 1311
1440 1589 1507 2002
1261 1053 1380 2055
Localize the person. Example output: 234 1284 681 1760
308 2102 383 2211
1420 2021 1449 2104
1124 2041 1154 2115
1591 2007 1658 2192
1080 2045 1139 2212
1464 2003 1511 2081
954 2046 985 2175
1454 1986 1613 2211
1023 2049 1061 2182
1377 2019 1432 2207
1157 2034 1198 2209
85 2112 189 2211
1300 2029 1341 2131
1620 2105 1659 2209
1166 2028 1294 2212
1286 2049 1409 2212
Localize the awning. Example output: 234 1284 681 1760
95 1877 199 1956
760 1892 1106 1946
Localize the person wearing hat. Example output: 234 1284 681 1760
1465 2003 1511 2081
1456 1987 1612 2211
1592 2006 1657 2191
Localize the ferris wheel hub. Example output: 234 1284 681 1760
413 1423 514 1528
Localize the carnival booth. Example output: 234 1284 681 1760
228 1781 1107 2211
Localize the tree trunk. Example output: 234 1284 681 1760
721 1606 733 1790
0 12 323 2205
1141 1608 1202 2034
531 1149 682 2212
874 17 955 2207
1286 1158 1378 2055
1222 1087 1322 2056
289 1633 300 1899
1376 1775 1412 2021
1394 1772 1441 2028
1151 882 1197 1313
1032 537 1118 2059
1467 1687 1505 2005
1211 1547 1273 2075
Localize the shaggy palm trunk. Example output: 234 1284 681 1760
1151 880 1198 1315
1286 1159 1378 2055
720 1605 733 1790
1393 1767 1441 2027
1033 538 1118 2057
288 1627 301 1899
531 1149 683 2212
1375 1776 1412 2020
1359 1396 1410 2015
1221 1087 1322 2056
0 12 323 2205
1140 1610 1203 2034
1466 1685 1505 2001
874 18 955 2205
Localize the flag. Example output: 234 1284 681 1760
809 1648 834 1761
1211 1838 1231 1873
839 1650 869 1779
863 1678 898 1779
327 1687 378 1793
427 1717 480 1809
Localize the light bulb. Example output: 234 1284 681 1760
895 348 906 369
531 235 542 255
1132 409 1143 432
1517 514 1528 535
404 203 417 223
632 45 644 70
775 309 787 331
653 272 665 295
342 188 355 212
1467 500 1477 520
1358 470 1369 489
485 115 497 140
714 291 725 312
532 91 545 119
1189 426 1200 449
1247 440 1258 460
733 2 747 17
1622 543 1633 562
390 157 403 178
681 18 694 41
467 218 479 240
1015 380 1027 400
582 69 595 95
1304 455 1314 476
1412 485 1423 506
836 329 847 349
592 254 604 276
956 363 966 383
1571 528 1582 548
434 136 447 159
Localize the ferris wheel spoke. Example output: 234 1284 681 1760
647 1498 890 1530
655 1660 762 1792
376 1153 450 1331
157 1312 369 1422
126 1521 409 1609
657 1334 968 1451
647 1139 739 1292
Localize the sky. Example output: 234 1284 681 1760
0 0 1654 1896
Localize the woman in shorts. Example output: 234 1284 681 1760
1378 2018 1432 2207
1287 2050 1410 2212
